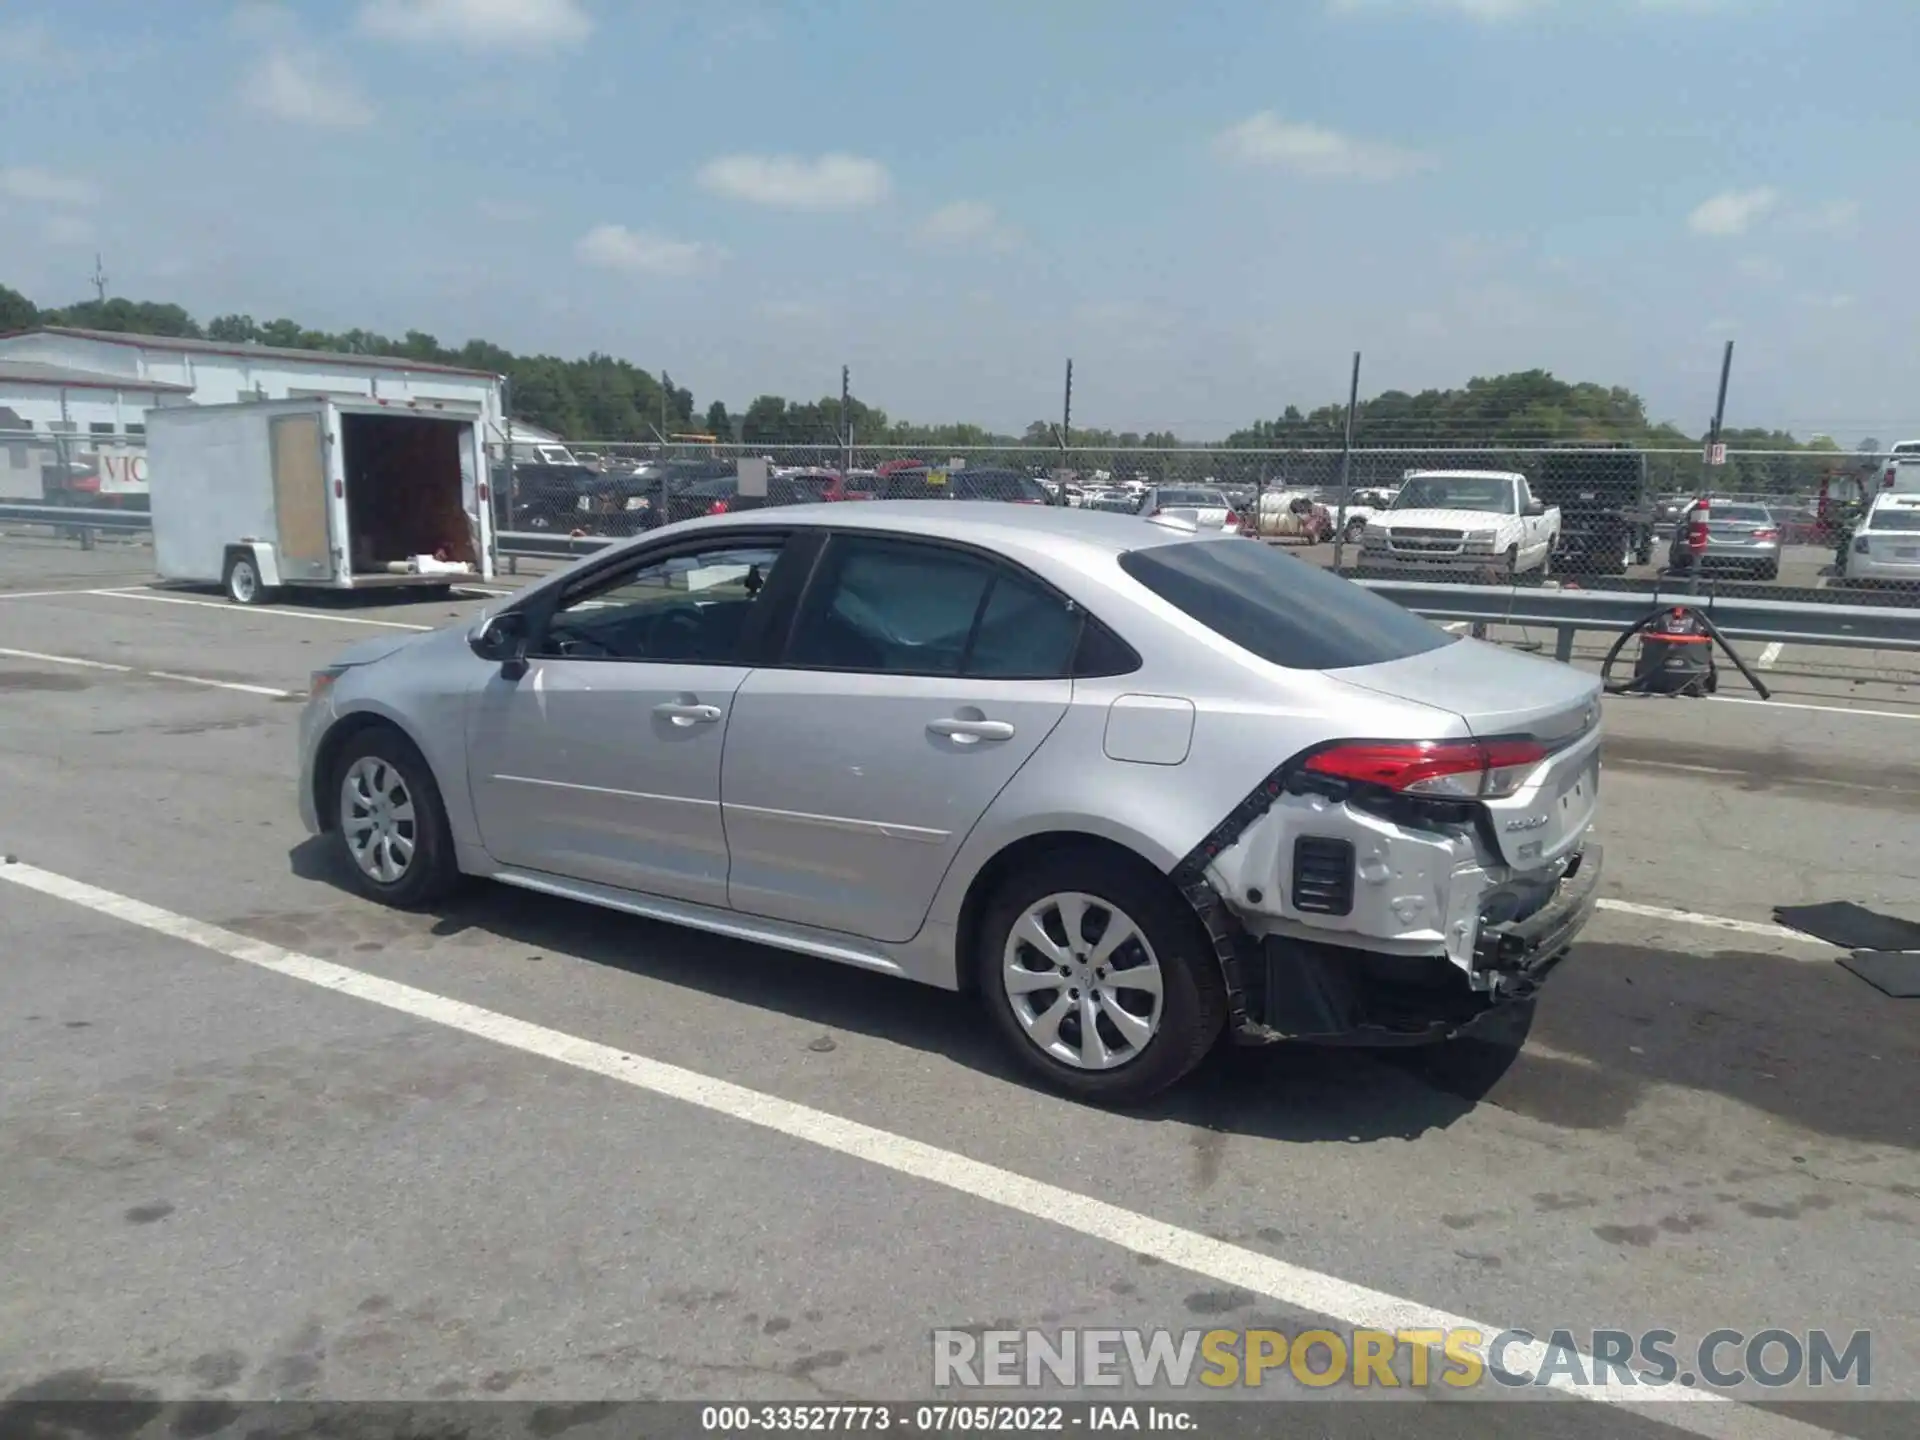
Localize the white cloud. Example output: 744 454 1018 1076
0 166 101 207
1328 0 1549 18
1686 186 1779 236
43 214 97 246
0 21 55 61
1794 198 1860 235
357 0 592 50
917 201 1020 253
241 50 375 128
1734 255 1784 284
697 153 891 211
1332 0 1742 16
1215 113 1430 181
575 224 718 277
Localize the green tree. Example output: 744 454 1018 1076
0 283 38 332
41 297 202 337
704 400 731 438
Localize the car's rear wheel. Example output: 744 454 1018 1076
330 727 461 908
978 852 1226 1104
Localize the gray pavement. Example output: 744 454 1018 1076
2 535 1916 1435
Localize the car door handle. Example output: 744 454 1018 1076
927 717 1015 743
654 701 723 726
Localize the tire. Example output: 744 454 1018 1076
1635 533 1655 566
1345 518 1367 546
328 726 463 909
223 550 274 606
977 850 1227 1105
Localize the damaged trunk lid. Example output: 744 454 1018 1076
1329 638 1603 870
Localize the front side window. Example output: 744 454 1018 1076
538 541 786 663
1119 538 1455 671
785 537 1082 678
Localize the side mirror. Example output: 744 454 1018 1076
469 612 530 678
1525 498 1546 516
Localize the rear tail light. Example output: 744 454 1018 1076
1887 467 1898 489
1753 528 1779 541
707 500 730 515
1225 510 1240 529
1303 738 1551 801
1686 511 1710 554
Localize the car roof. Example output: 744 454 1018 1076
1869 492 1920 509
655 498 1199 558
1401 470 1526 482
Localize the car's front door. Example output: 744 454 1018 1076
465 532 797 905
721 533 1081 943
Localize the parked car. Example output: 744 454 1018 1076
660 472 834 525
299 503 1603 1104
878 467 1052 504
1666 501 1781 580
1139 486 1240 533
1835 492 1920 586
1361 471 1560 577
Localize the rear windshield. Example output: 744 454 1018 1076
1118 539 1456 671
1155 489 1226 507
1709 504 1772 522
1866 509 1920 533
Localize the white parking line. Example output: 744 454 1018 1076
0 585 154 601
0 859 1845 1438
1705 695 1920 724
0 645 133 673
84 589 433 631
1594 898 1835 947
0 645 296 699
1755 642 1783 670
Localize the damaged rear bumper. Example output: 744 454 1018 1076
1248 842 1602 1046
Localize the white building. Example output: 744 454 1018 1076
0 326 506 501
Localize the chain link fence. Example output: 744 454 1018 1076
486 441 1920 608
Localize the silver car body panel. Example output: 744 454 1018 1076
297 501 1602 999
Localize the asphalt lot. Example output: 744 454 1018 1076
2 534 1916 1437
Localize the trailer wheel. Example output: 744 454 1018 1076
223 550 274 606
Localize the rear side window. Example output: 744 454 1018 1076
1118 539 1455 671
1867 508 1920 533
785 536 1085 679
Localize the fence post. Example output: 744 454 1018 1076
1330 352 1362 569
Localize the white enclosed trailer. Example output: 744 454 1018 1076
147 397 494 604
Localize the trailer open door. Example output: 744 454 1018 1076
458 420 494 580
268 410 336 583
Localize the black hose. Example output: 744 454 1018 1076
1597 604 1772 700
1598 611 1665 696
1690 608 1773 701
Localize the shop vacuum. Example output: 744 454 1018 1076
1597 500 1773 700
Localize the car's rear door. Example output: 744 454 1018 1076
720 532 1079 943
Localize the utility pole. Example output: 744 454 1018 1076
1701 340 1734 493
1330 351 1363 570
90 253 108 303
840 364 852 473
1056 358 1074 505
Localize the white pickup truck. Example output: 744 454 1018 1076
1359 469 1560 577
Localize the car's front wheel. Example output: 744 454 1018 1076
978 852 1226 1104
329 727 462 908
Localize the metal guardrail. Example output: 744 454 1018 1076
7 507 1918 656
0 502 152 530
1363 580 1920 658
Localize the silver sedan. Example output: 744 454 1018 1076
1667 501 1782 579
297 503 1603 1103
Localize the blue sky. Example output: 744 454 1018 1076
2 0 1915 442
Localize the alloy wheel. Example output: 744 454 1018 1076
1001 891 1165 1070
341 755 417 885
